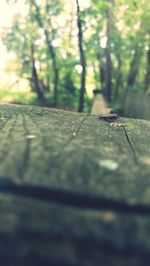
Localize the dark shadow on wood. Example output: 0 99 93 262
1 178 150 216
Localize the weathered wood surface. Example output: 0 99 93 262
0 104 150 265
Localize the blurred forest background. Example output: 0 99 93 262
0 0 150 115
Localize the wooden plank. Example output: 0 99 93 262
0 104 150 265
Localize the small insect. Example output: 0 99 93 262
99 113 119 123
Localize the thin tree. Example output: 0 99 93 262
30 43 45 101
96 35 105 89
127 45 142 87
127 25 143 88
113 52 122 100
31 0 59 106
144 35 150 92
103 0 113 103
76 0 86 112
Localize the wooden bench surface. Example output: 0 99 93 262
0 104 150 265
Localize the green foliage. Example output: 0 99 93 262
2 0 150 113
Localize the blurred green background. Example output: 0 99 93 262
0 0 150 116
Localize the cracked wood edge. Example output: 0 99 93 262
122 125 138 164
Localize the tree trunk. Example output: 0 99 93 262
30 44 45 101
76 0 86 113
144 37 150 92
31 0 59 106
113 53 122 100
96 35 105 89
127 46 141 87
103 0 113 103
45 30 59 106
